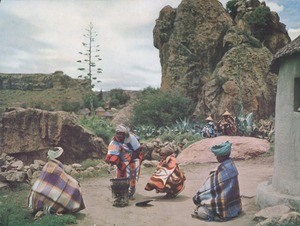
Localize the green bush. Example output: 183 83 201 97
108 88 130 108
226 0 238 19
61 101 82 112
83 93 103 111
247 6 271 27
79 116 114 144
130 88 194 128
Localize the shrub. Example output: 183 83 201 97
131 88 194 128
79 116 114 144
108 88 130 108
83 93 103 111
247 6 271 27
61 101 82 112
226 0 238 19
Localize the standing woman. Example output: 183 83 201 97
105 124 143 200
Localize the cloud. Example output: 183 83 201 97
288 28 300 40
0 0 299 91
265 1 284 12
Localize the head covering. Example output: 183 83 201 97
210 141 232 157
116 124 131 143
222 110 231 116
47 147 64 159
116 124 129 134
160 145 174 156
205 114 213 121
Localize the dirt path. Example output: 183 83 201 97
71 156 274 226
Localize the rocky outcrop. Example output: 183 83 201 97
0 108 106 164
0 71 87 91
0 71 89 113
154 0 233 100
154 0 290 120
233 0 290 54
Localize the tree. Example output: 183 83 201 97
77 22 102 114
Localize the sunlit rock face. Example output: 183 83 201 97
154 0 290 120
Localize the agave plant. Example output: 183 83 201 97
236 112 254 136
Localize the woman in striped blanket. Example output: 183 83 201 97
192 141 242 221
28 147 85 215
105 124 143 200
145 145 185 198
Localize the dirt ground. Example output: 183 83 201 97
70 155 274 226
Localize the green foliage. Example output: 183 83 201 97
79 116 114 144
137 86 160 98
133 117 202 147
239 30 262 48
31 101 53 111
0 184 76 226
247 6 271 27
61 101 82 112
236 112 254 136
108 88 130 108
131 88 194 128
226 0 238 19
83 93 103 110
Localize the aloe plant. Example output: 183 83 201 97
236 112 254 136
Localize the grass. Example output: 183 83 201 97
0 159 112 226
0 184 76 226
0 86 86 113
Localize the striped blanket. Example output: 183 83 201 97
193 158 242 219
28 159 85 214
105 134 142 197
145 155 186 197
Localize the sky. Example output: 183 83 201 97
1 0 300 91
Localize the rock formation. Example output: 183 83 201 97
0 107 106 164
154 0 290 120
0 71 89 112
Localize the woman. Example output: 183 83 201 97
192 141 242 221
28 147 85 215
105 124 143 200
145 146 186 198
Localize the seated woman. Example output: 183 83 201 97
192 141 242 221
145 146 186 198
217 110 237 136
28 147 85 215
201 114 216 138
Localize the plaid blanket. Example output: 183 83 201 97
28 159 85 214
194 158 242 219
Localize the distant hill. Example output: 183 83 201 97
0 71 89 113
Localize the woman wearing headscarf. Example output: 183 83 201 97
28 147 85 215
192 141 242 221
105 124 143 200
145 145 186 198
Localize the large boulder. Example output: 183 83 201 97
154 0 290 120
0 107 106 164
176 136 270 164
